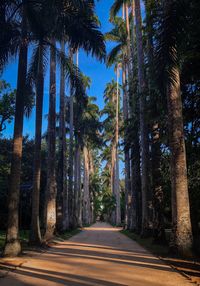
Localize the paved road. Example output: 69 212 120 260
0 222 192 286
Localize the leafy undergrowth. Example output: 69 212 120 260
121 230 200 285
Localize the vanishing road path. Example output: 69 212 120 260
0 222 192 286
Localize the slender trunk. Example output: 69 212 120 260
57 41 68 232
167 70 193 257
134 0 149 236
30 43 44 245
88 150 94 223
68 50 74 228
3 7 27 257
77 145 82 227
44 40 57 240
111 144 116 224
73 50 80 228
74 141 79 227
115 66 121 226
151 122 165 243
83 146 90 225
123 64 131 229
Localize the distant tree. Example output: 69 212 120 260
0 80 15 134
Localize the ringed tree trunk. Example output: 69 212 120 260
134 0 150 236
115 65 121 226
30 43 44 245
88 149 94 223
3 7 28 257
122 4 131 229
74 140 80 227
110 143 116 224
77 144 82 227
125 3 132 229
83 146 90 225
73 50 80 228
57 41 68 232
44 40 57 240
122 64 129 229
68 50 74 228
167 70 193 257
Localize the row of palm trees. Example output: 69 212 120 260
0 0 105 257
0 0 197 259
104 0 194 257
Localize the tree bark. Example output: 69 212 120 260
134 0 150 236
123 64 131 229
68 50 74 228
30 43 44 245
3 6 28 256
167 70 193 257
58 41 69 232
115 66 121 226
44 40 57 240
77 145 82 227
83 146 90 225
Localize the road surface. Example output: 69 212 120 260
0 222 192 286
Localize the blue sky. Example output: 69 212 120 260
1 0 117 138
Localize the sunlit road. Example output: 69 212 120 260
0 222 192 286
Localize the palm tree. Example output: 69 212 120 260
57 41 68 232
102 80 122 225
68 49 74 228
74 73 91 227
3 3 28 256
156 0 193 256
30 42 44 245
144 0 165 243
134 0 150 236
115 64 121 226
81 96 101 225
44 40 57 240
105 18 127 226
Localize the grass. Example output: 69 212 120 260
121 229 169 257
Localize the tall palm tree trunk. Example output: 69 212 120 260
167 71 193 257
111 143 116 224
30 43 44 245
123 4 131 229
44 41 57 240
68 50 74 228
77 144 82 227
83 146 90 225
134 0 149 236
115 65 121 226
3 7 28 257
57 41 68 232
74 140 79 227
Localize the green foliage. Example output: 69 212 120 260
0 80 15 134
